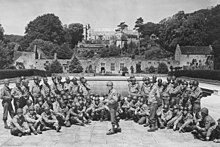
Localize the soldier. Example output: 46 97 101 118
78 77 91 97
209 118 220 143
121 95 132 120
128 96 139 121
66 102 85 126
128 76 140 97
141 77 151 103
41 105 61 132
106 81 121 135
158 105 173 129
70 77 80 95
30 76 41 104
167 105 182 129
50 76 58 95
190 80 203 115
34 97 44 115
20 79 32 108
56 76 64 94
11 79 24 113
0 79 14 129
63 77 73 95
135 97 149 125
192 107 216 141
41 77 51 101
161 81 171 106
169 80 182 108
25 106 43 135
23 99 33 115
10 108 30 137
173 107 194 133
90 96 104 121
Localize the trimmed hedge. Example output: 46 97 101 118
169 70 220 81
0 69 46 80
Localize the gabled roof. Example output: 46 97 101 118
14 51 35 61
178 45 212 55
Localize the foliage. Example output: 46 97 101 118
0 24 4 41
49 60 63 73
136 62 142 73
56 43 73 59
20 14 65 50
64 23 84 48
100 45 121 57
158 62 169 74
149 66 156 73
116 22 128 32
69 56 83 73
130 66 134 74
4 35 23 43
0 41 14 69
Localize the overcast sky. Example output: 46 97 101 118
0 0 219 35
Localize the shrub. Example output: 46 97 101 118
158 62 168 74
69 56 83 73
149 66 155 73
130 66 134 74
49 60 63 73
136 62 142 73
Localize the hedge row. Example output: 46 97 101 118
169 70 220 81
0 69 46 80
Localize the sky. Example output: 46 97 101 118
0 0 219 35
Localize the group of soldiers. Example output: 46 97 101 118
124 75 220 143
0 75 219 142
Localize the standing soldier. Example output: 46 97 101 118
128 76 140 97
11 79 24 113
78 77 91 97
141 77 151 103
20 79 32 108
56 76 64 94
190 80 203 116
106 81 121 135
30 76 41 104
169 80 182 108
41 77 51 101
0 79 14 129
70 77 79 95
64 77 73 95
50 76 58 95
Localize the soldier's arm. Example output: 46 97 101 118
180 119 193 131
41 113 52 123
173 115 182 128
25 114 37 123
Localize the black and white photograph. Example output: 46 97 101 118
0 0 220 146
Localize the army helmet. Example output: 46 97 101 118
201 107 209 115
106 81 113 86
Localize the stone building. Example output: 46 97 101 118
174 44 214 69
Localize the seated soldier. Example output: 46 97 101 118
157 105 172 129
209 118 220 143
91 96 104 121
34 97 45 115
41 106 61 132
66 103 84 126
25 106 43 135
167 105 182 129
192 107 216 141
128 96 139 120
135 97 149 125
11 108 30 137
173 107 194 132
121 95 132 120
23 99 33 115
77 99 91 124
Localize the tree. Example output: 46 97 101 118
136 62 142 73
130 66 134 74
116 22 128 32
69 56 83 73
149 66 155 73
0 24 4 41
27 39 58 58
21 14 65 50
0 41 14 69
56 43 73 59
64 23 84 48
134 17 144 33
158 62 169 74
49 60 63 73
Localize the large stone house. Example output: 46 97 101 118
174 44 214 69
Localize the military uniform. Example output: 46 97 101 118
0 86 14 123
135 103 149 125
169 85 182 107
141 83 151 102
63 82 73 95
128 82 140 97
78 82 91 97
190 86 203 114
41 110 60 130
174 112 193 132
25 111 42 134
11 86 23 112
41 83 51 100
20 85 31 107
10 115 30 136
30 83 41 104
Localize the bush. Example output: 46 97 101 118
149 66 155 73
136 62 142 73
169 70 220 81
158 62 168 74
49 60 63 73
69 56 83 73
130 66 134 74
0 69 46 80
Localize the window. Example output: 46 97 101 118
110 63 115 71
148 62 151 64
120 63 124 70
101 63 105 67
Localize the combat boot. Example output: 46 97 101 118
3 120 10 129
106 129 116 135
147 124 158 132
